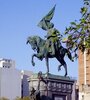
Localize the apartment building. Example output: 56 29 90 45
0 58 21 100
0 58 15 68
0 58 33 100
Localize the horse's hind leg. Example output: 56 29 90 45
58 64 62 71
56 57 67 77
63 63 67 77
45 57 49 74
61 60 67 77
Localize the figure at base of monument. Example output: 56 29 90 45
30 87 40 100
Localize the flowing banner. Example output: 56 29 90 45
37 5 56 30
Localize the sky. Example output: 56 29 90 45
0 0 83 78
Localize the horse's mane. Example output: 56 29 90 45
34 36 45 45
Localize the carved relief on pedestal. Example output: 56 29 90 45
66 84 72 93
46 80 72 93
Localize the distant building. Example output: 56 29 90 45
78 50 90 100
0 58 21 100
0 58 34 99
0 58 15 68
0 68 21 100
21 70 33 97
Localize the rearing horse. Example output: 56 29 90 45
27 36 74 76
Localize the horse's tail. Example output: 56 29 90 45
66 49 74 62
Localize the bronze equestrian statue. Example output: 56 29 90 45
27 5 74 77
27 36 73 76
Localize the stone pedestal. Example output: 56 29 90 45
28 73 77 100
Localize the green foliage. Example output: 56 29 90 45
63 0 90 58
15 97 30 100
0 97 9 100
22 97 30 100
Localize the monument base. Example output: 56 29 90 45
28 73 77 100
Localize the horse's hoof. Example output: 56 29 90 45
64 73 67 77
32 62 35 66
72 59 74 62
58 66 61 71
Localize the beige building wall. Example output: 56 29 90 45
86 53 90 85
78 50 90 90
78 50 90 100
78 50 84 90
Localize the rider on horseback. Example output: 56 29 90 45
45 28 62 55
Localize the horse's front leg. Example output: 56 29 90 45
31 54 36 66
32 53 43 66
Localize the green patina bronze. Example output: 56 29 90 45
27 5 74 77
27 35 73 77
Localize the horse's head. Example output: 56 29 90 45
27 36 38 51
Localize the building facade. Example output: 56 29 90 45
21 70 33 97
0 58 33 100
0 58 15 68
78 50 90 100
0 68 21 100
0 58 21 100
